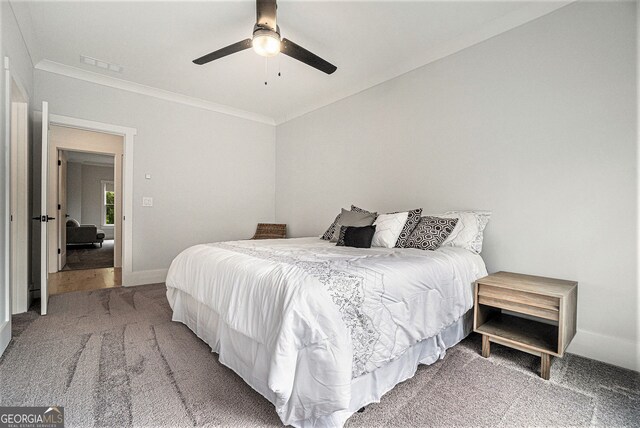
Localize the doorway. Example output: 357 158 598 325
47 127 123 295
61 151 116 271
33 107 136 315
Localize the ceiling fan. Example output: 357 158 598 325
193 0 337 75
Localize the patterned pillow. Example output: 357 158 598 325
394 208 422 248
405 216 458 251
336 225 349 246
321 212 342 240
350 205 377 218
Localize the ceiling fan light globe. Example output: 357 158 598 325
252 33 281 57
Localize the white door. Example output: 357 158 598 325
1 67 12 356
40 101 50 315
57 151 67 270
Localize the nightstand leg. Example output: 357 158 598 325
540 353 551 380
482 335 490 358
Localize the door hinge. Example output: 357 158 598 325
58 160 61 166
57 248 61 254
58 204 61 210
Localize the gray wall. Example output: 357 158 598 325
66 162 82 222
275 2 638 369
80 164 115 239
66 162 115 239
34 70 276 272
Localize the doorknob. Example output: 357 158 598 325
31 215 55 222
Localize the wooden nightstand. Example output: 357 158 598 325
473 271 577 380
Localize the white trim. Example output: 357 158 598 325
125 268 168 287
47 114 137 286
40 102 49 314
8 68 29 104
2 57 12 355
36 60 276 126
49 114 137 138
636 0 640 374
567 328 640 372
0 321 9 357
101 179 115 227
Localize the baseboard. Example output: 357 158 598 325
567 328 639 372
123 268 168 287
0 321 11 358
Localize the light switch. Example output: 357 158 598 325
145 174 151 179
142 197 153 207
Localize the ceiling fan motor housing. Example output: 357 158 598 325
252 25 281 57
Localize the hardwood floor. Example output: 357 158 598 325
49 267 121 295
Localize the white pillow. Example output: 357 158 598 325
371 212 409 248
439 211 491 253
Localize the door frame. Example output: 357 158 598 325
9 72 30 314
1 58 12 354
56 150 67 271
48 114 136 286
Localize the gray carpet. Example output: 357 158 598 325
63 239 114 271
1 284 638 427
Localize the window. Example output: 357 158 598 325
102 181 115 226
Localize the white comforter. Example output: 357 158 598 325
166 237 487 426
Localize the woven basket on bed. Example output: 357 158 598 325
251 223 287 240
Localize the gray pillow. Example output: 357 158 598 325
331 208 376 242
322 206 378 240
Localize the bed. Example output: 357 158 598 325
166 237 488 427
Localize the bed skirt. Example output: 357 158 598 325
167 286 473 427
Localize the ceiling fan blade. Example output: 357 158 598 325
193 39 252 65
256 0 277 31
281 39 337 75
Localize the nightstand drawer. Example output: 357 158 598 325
477 284 560 321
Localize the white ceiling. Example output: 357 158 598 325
14 1 570 124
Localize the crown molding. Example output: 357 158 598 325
273 0 575 125
32 1 573 128
35 60 276 126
